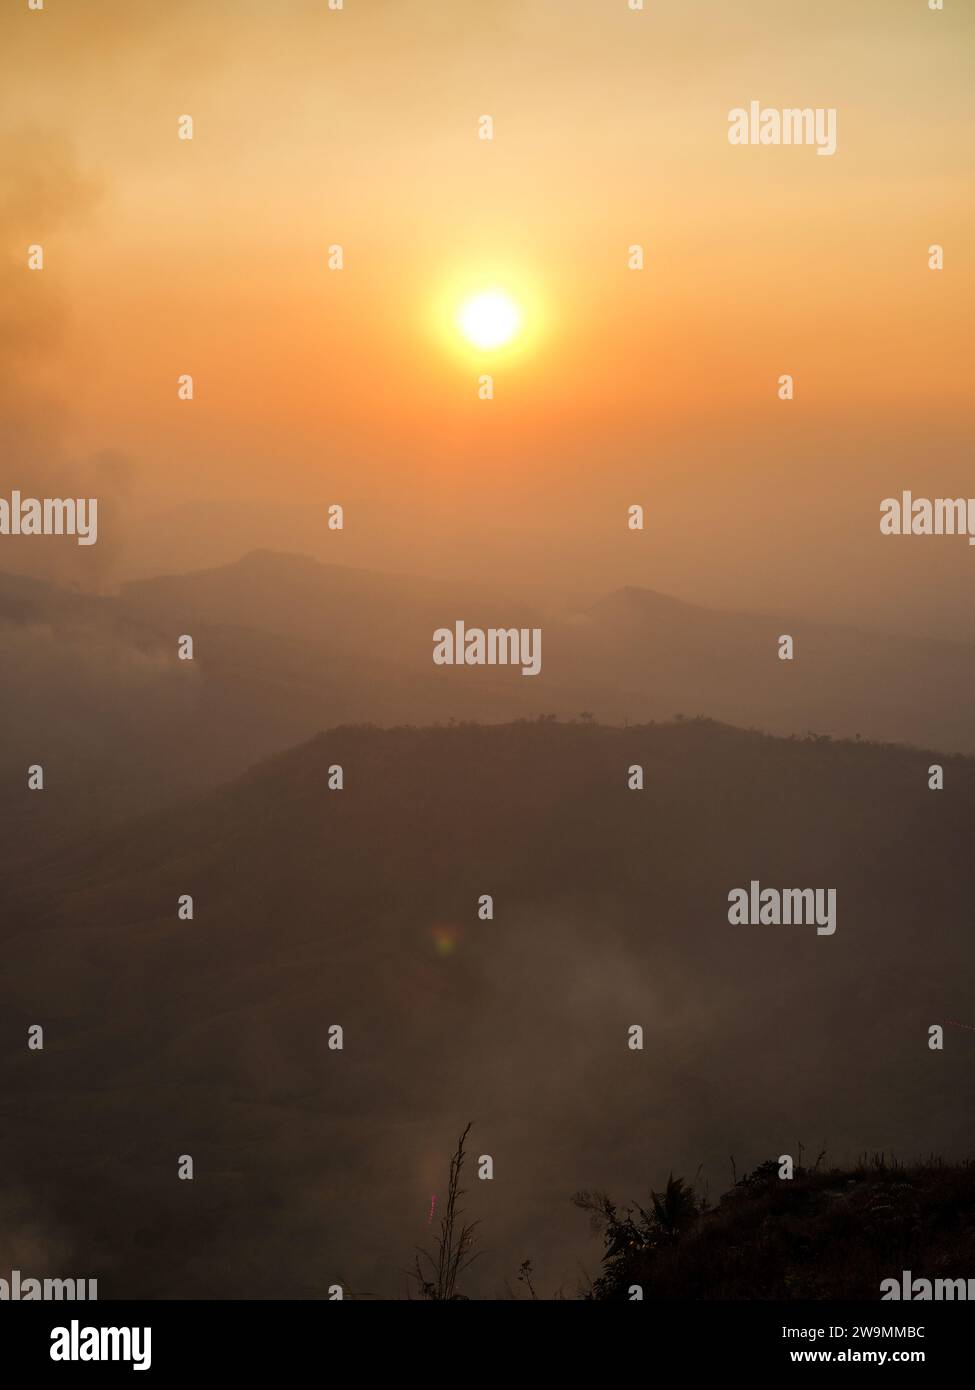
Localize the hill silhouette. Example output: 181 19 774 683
4 551 975 875
575 1154 975 1300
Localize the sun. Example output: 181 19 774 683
457 290 522 350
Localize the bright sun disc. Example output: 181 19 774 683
458 291 522 350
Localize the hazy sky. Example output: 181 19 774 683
2 0 972 634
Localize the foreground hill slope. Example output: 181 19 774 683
580 1155 975 1300
2 719 974 1297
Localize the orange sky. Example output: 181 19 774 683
1 0 973 632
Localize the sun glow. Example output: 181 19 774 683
457 290 523 350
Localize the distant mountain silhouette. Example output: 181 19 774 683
578 582 975 752
3 550 975 872
2 719 974 1297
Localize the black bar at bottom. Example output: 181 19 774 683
1 1299 969 1376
